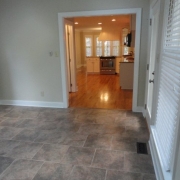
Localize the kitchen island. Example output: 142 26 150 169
119 60 134 89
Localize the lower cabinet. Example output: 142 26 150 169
120 62 134 89
86 59 94 72
86 58 100 73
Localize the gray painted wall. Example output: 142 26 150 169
0 0 150 106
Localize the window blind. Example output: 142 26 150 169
154 0 180 171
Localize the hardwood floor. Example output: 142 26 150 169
69 67 133 110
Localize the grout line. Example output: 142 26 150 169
110 135 113 150
58 145 70 163
31 143 44 160
0 158 16 179
90 148 96 167
30 161 45 180
104 169 108 180
68 165 76 180
0 118 8 124
8 129 25 141
82 135 88 147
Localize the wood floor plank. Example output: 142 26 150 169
69 67 132 110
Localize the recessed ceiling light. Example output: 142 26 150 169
74 22 78 24
112 19 116 21
98 22 102 25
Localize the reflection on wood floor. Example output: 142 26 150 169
69 67 132 110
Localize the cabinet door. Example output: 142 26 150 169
86 58 94 72
120 63 134 89
94 58 100 72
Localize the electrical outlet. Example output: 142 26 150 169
41 91 44 97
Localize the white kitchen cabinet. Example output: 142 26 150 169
86 57 100 73
94 58 100 72
86 58 94 72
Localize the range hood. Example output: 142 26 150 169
98 26 121 41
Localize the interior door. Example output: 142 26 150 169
145 1 160 123
64 19 77 93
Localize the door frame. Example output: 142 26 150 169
144 0 161 124
64 20 77 93
58 8 142 111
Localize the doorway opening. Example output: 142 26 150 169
58 8 142 112
67 15 136 110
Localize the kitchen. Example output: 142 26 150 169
68 14 136 110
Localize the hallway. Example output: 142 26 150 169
69 67 133 110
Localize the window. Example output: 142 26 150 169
96 37 102 56
112 41 120 56
103 41 120 56
85 36 92 56
88 35 120 57
104 41 111 56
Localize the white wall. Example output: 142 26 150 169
0 0 150 106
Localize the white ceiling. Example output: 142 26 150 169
67 15 132 31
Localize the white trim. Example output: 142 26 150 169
58 17 69 108
58 8 142 110
143 108 147 118
149 126 173 180
149 131 164 180
132 106 143 113
65 20 77 93
132 9 142 112
144 0 165 126
0 100 64 108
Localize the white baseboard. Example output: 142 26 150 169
0 100 64 108
143 109 147 118
149 127 172 180
132 106 143 113
149 132 164 180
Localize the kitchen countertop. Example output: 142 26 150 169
120 61 134 63
119 58 134 63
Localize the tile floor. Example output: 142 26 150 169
0 105 156 180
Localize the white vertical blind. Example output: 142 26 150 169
154 0 180 171
85 36 92 57
96 37 102 56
